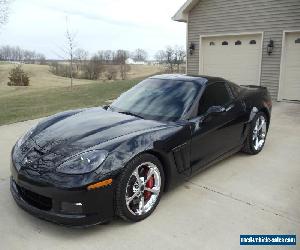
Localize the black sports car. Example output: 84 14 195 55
10 74 272 226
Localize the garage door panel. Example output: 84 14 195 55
203 54 260 66
281 32 300 101
204 53 260 62
286 49 300 56
201 34 262 85
204 64 259 72
285 56 300 65
203 68 259 85
284 68 300 75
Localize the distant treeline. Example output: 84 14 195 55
49 47 186 81
50 49 131 80
0 45 46 64
0 45 186 81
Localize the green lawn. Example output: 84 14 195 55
0 79 140 126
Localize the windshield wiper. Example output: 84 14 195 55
118 111 144 119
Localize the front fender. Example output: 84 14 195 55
93 124 191 189
96 126 181 176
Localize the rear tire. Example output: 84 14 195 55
115 153 165 222
242 111 268 155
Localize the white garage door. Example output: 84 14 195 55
281 32 300 101
200 34 262 85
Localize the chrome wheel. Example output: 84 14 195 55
125 162 161 216
252 115 267 151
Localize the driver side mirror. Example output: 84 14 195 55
198 105 225 125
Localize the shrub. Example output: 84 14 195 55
120 64 131 80
105 66 118 80
7 65 30 86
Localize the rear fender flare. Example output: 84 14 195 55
242 107 259 139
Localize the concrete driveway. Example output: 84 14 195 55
0 102 299 250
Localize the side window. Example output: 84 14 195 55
198 82 232 115
228 81 241 98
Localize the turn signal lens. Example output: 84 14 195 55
87 179 112 190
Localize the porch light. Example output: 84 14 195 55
189 42 195 55
267 39 274 55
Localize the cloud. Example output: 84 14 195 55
45 5 147 30
0 0 187 59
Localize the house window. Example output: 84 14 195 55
209 41 215 46
222 41 228 45
295 38 300 44
235 40 242 45
249 40 256 45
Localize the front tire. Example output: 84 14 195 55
115 153 165 222
242 111 268 155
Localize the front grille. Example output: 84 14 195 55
16 184 52 211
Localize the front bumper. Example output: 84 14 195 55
10 167 115 227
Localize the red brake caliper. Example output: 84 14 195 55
144 174 154 200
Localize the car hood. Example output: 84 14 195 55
13 107 183 187
27 108 166 156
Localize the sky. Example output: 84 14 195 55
0 0 187 59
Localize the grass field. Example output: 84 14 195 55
0 78 140 125
0 63 161 125
0 63 161 95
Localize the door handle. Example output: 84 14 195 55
225 104 235 112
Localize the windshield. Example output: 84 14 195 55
110 78 201 121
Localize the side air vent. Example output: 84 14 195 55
172 143 190 173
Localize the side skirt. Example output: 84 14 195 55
190 145 243 178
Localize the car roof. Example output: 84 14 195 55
149 74 225 86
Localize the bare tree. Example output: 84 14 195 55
173 46 186 72
154 50 166 64
0 0 10 29
74 48 88 72
36 53 47 65
165 46 175 72
154 46 186 73
65 17 77 88
0 45 46 63
103 50 114 63
88 54 105 80
131 48 148 62
114 50 130 80
53 17 77 87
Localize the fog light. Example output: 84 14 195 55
61 202 83 214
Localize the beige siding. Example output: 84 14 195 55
187 0 300 99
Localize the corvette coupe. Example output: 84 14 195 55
10 74 272 226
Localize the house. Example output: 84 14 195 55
172 0 300 101
125 58 147 65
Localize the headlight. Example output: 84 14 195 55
56 150 108 174
15 126 36 149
